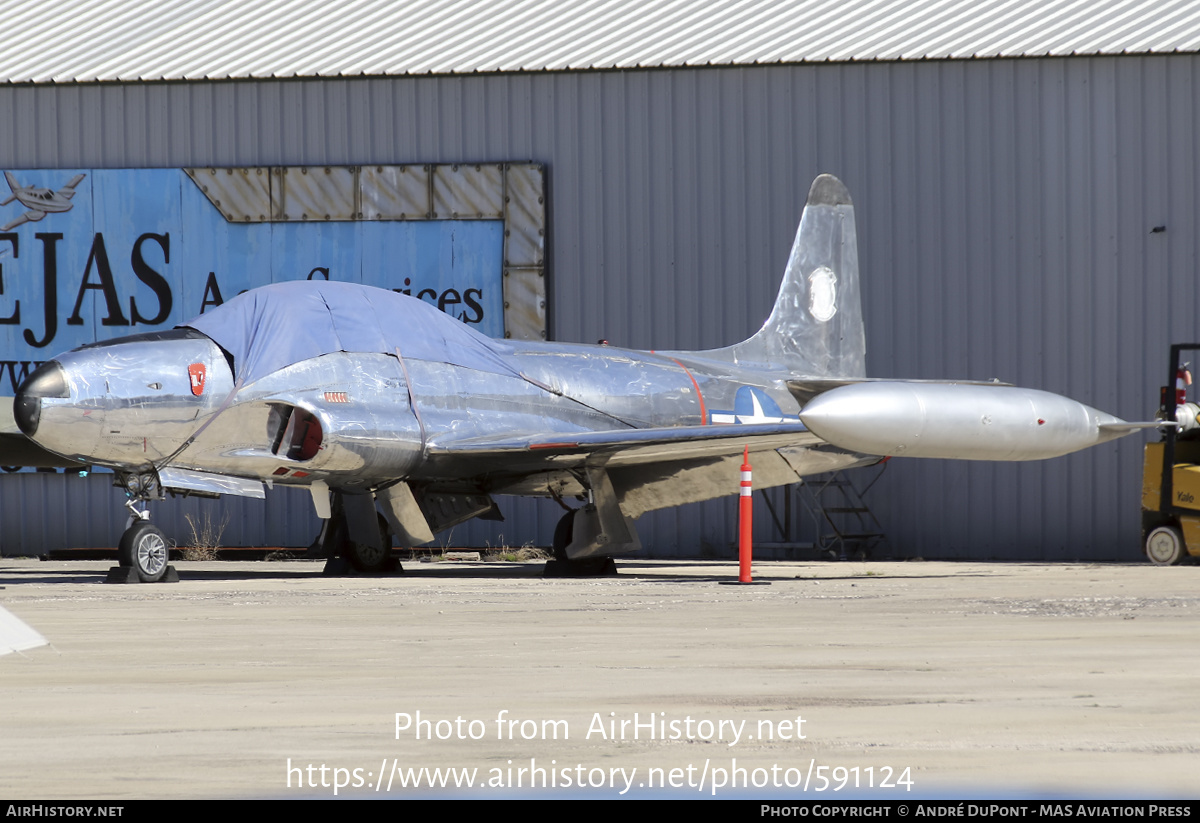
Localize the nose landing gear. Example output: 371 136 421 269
105 473 179 584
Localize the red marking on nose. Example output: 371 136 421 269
188 363 207 396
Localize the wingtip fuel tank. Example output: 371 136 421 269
798 381 1136 461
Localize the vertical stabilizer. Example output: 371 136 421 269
1 172 18 206
715 174 865 377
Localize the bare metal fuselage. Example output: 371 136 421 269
20 327 859 516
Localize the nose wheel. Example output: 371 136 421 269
118 521 172 582
106 477 178 583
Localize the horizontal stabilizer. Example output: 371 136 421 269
1098 421 1168 433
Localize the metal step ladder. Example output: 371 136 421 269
754 464 889 560
795 465 888 560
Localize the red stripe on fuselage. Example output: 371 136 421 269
665 356 707 426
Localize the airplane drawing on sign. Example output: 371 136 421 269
11 175 1151 583
0 171 86 231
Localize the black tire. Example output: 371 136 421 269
1145 525 1186 566
119 521 170 583
342 514 393 573
552 510 575 561
117 530 133 567
117 521 142 567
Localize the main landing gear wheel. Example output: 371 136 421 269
1145 525 1186 566
340 515 397 574
118 521 171 583
551 510 576 562
344 539 391 573
545 509 616 577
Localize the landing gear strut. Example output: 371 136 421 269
312 493 402 575
107 478 178 583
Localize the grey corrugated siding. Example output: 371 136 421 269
0 472 321 553
0 55 1195 559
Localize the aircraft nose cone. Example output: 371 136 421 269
14 360 68 437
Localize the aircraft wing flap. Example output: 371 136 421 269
158 467 266 499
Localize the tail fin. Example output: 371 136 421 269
58 173 86 197
0 172 18 206
715 174 865 378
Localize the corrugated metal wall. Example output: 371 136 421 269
0 55 1195 559
0 471 320 556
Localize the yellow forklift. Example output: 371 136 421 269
1142 343 1200 564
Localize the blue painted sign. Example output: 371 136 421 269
0 168 505 394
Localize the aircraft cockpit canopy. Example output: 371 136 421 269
181 280 518 385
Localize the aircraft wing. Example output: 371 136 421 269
786 376 1014 404
426 422 819 469
0 401 79 468
422 422 870 517
0 432 80 468
57 174 86 198
0 604 47 656
0 211 38 232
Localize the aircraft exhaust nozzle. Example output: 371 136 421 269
798 382 1135 461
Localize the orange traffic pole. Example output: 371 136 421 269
739 445 753 582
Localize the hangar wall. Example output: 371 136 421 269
0 55 1195 559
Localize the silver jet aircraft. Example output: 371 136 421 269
13 175 1146 581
